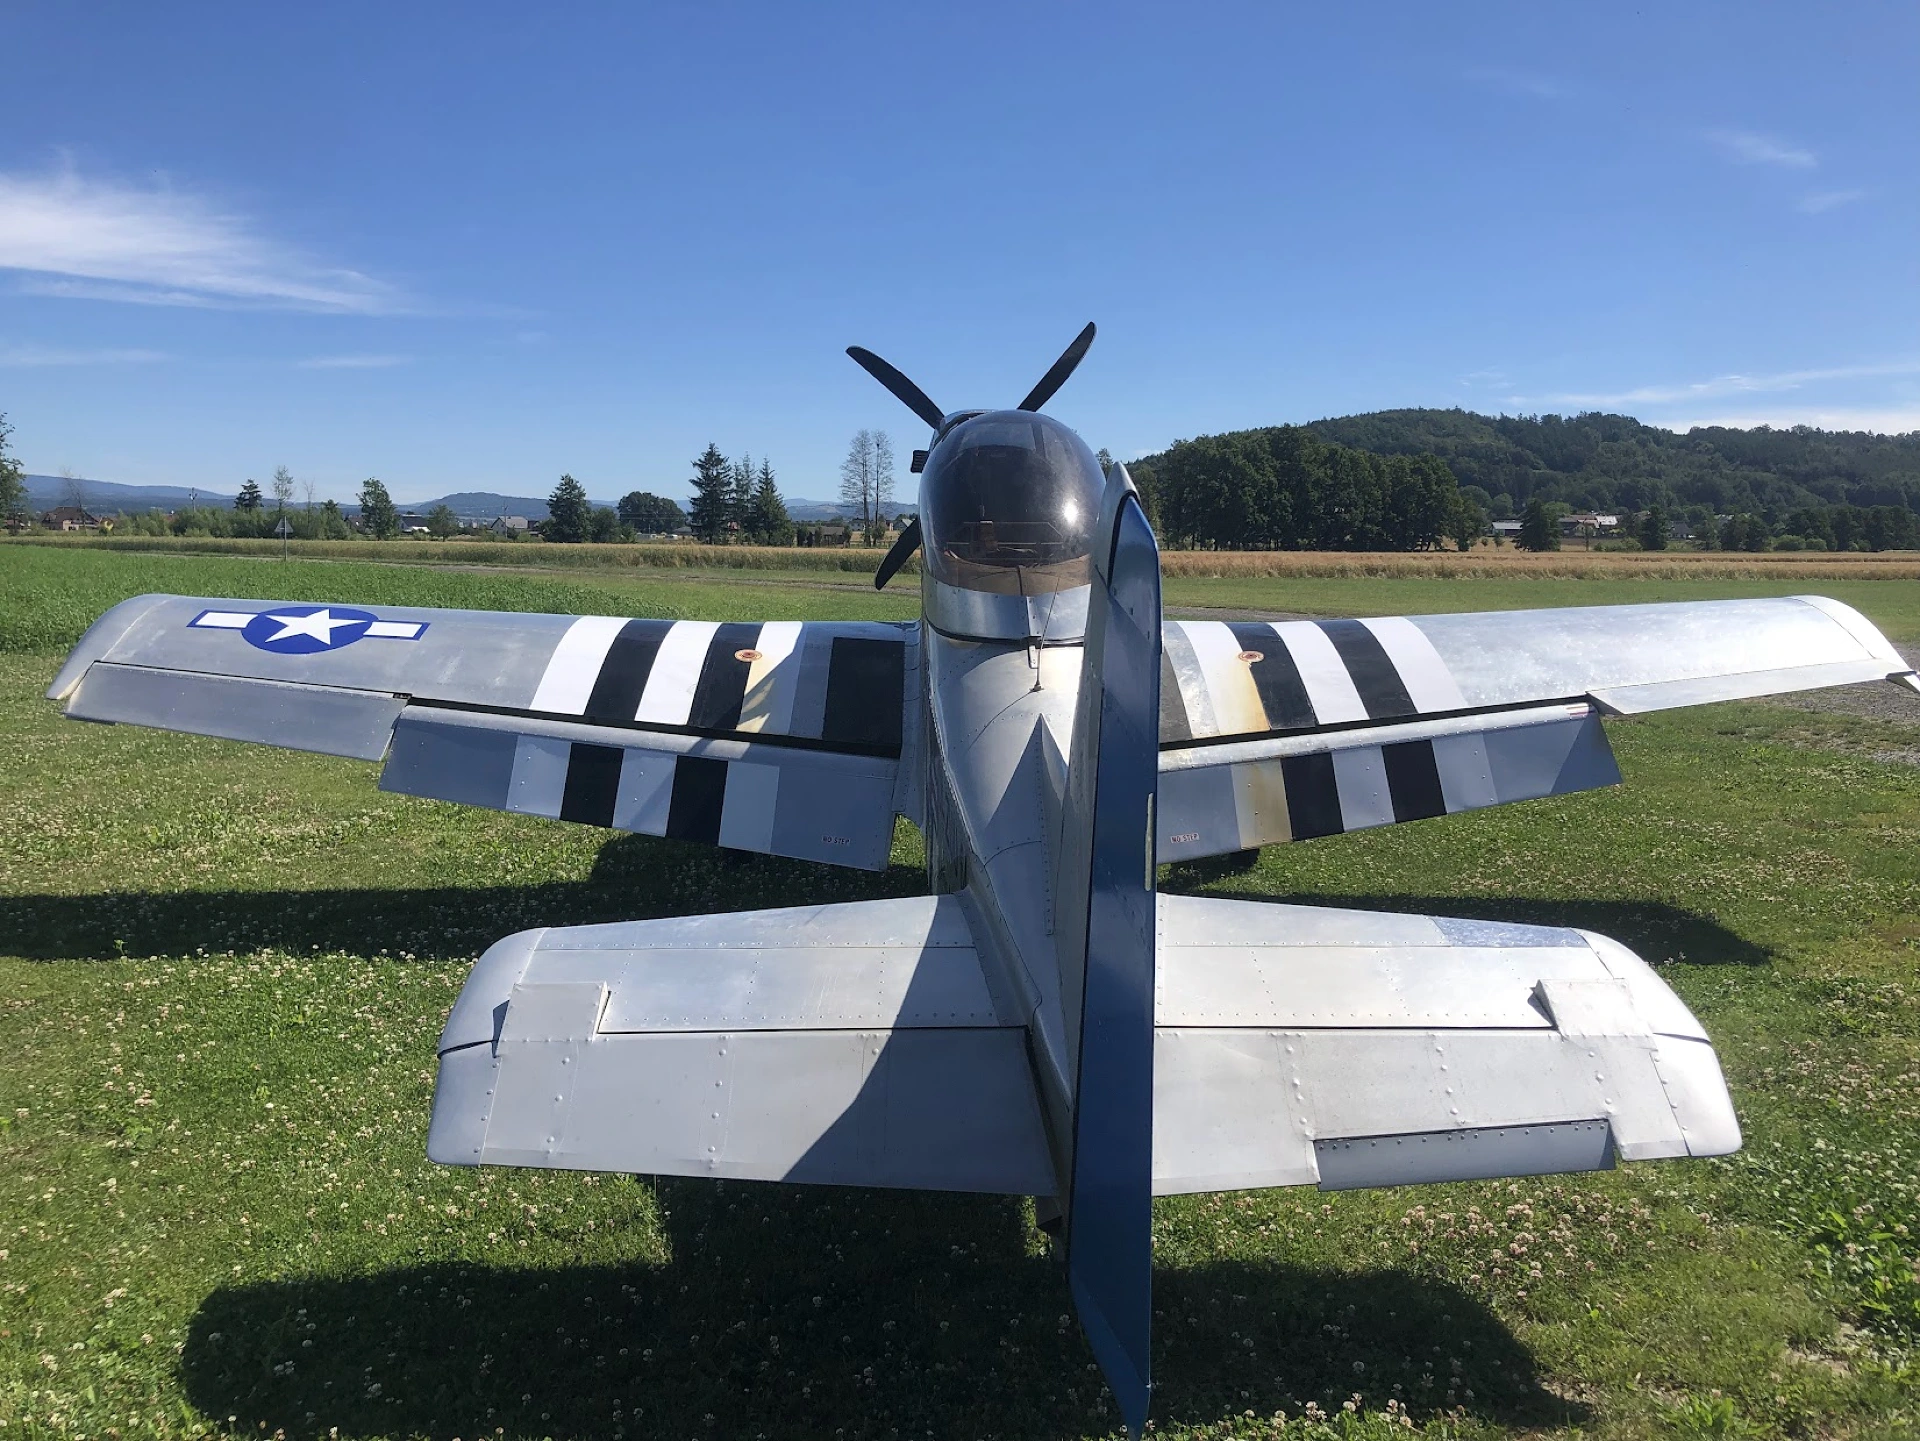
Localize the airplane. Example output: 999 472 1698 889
46 324 1920 1435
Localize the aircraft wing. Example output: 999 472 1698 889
1157 596 1916 860
427 895 1056 1194
1152 894 1737 1193
48 593 919 870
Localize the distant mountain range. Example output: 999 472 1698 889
24 476 860 523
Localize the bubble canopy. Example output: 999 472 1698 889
920 410 1106 597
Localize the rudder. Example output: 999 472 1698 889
1056 465 1163 1436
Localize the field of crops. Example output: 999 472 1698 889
3 542 1918 1439
21 530 1920 581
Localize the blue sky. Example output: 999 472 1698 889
2 2 1915 505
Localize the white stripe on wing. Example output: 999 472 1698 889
1269 621 1368 724
529 616 629 715
738 620 804 734
635 621 721 725
1360 616 1467 712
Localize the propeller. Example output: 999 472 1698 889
1017 321 1097 413
872 516 922 591
845 346 946 430
848 323 1098 588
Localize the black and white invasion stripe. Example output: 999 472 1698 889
1162 618 1467 742
526 617 910 756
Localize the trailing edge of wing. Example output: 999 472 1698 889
1157 701 1619 861
381 704 905 870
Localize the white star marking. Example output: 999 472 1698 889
263 608 360 645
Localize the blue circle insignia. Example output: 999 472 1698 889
241 605 379 655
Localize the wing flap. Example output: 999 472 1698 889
1157 701 1619 860
64 661 404 761
380 704 900 869
1589 657 1898 714
1151 895 1738 1195
428 897 1055 1195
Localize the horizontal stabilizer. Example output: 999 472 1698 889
1152 895 1738 1194
429 896 1054 1195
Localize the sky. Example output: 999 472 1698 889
2 2 1916 506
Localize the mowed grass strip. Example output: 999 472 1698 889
2 547 1918 1439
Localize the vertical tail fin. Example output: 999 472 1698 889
1055 465 1162 1436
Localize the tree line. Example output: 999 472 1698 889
1514 495 1920 553
1133 425 1485 551
1306 407 1920 522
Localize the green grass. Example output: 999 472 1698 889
2 548 1918 1439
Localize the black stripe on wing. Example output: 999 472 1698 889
1316 620 1417 719
560 742 624 826
584 619 673 722
1228 621 1318 730
689 622 764 731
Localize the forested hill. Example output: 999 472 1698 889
1295 409 1920 517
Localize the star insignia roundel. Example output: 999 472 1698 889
241 605 379 655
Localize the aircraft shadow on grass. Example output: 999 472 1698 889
180 1178 1582 1440
8 831 1767 969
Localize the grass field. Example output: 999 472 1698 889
2 544 1918 1439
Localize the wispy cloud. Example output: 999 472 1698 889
1707 129 1816 169
0 165 405 313
1466 67 1562 101
1797 188 1865 214
298 353 412 369
1515 359 1920 410
0 342 168 366
1458 368 1510 389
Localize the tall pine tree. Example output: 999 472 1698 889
545 474 591 543
235 478 264 511
688 444 733 543
748 459 792 545
729 452 755 539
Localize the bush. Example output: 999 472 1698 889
1772 534 1806 551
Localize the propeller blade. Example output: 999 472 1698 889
872 516 922 590
846 347 946 430
1016 321 1097 412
